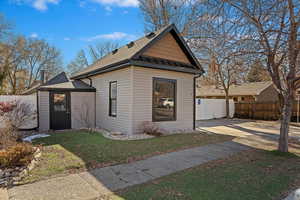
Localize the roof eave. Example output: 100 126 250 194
38 87 96 92
72 59 204 80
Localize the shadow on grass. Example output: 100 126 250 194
23 131 236 194
115 149 300 200
21 130 300 200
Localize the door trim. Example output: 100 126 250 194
49 91 71 130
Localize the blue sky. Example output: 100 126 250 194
0 0 144 66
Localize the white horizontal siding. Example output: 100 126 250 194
91 67 133 135
71 92 95 129
132 66 194 134
38 91 49 131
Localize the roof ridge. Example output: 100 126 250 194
71 24 174 79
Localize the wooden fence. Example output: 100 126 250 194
234 101 300 121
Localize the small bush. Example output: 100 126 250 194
0 123 19 149
0 143 35 168
140 121 162 136
0 100 36 149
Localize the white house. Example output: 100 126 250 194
36 24 204 135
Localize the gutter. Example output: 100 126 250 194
71 59 203 80
193 73 203 130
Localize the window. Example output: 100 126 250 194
153 77 176 121
53 94 66 111
109 81 117 117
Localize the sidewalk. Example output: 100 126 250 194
8 141 250 200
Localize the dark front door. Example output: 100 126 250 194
50 92 71 130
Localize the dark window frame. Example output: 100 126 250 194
152 77 177 122
109 81 117 117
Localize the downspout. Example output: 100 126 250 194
87 77 96 128
87 77 93 87
193 73 202 130
36 91 39 130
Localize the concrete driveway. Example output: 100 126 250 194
196 118 300 152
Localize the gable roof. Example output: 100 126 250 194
71 24 204 79
35 72 96 92
43 72 69 86
197 81 275 97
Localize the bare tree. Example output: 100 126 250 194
0 13 12 89
191 2 249 118
222 0 300 152
88 41 119 63
67 49 89 75
138 0 200 36
23 38 63 88
1 36 27 94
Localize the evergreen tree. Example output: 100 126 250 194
247 60 271 82
67 50 88 75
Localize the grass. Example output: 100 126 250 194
115 150 300 200
22 131 232 183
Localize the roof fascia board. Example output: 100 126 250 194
38 88 96 92
131 60 202 74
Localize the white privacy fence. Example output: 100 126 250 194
196 98 235 120
0 95 37 129
0 95 37 106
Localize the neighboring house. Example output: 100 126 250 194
197 81 279 103
35 24 204 135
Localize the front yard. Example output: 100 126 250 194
22 131 233 183
116 150 300 200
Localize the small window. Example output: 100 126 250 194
153 77 176 121
53 94 66 111
109 81 117 117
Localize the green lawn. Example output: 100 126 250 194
22 131 232 183
115 150 300 200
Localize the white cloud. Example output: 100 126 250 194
79 0 86 7
11 0 60 11
105 6 112 12
33 0 59 11
64 37 71 41
85 32 136 41
30 33 38 38
90 0 138 7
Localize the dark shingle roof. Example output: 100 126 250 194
38 72 95 92
71 24 204 79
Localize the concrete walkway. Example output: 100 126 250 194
8 141 250 200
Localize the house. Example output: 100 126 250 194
197 81 279 103
36 24 204 135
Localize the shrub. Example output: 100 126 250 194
1 100 36 130
0 143 35 168
140 121 162 136
0 123 18 149
0 100 36 149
